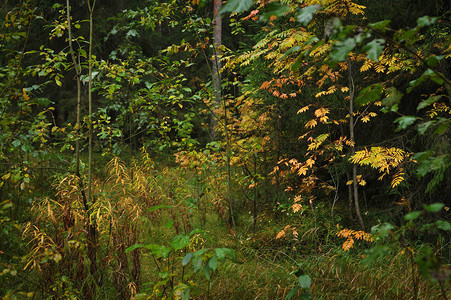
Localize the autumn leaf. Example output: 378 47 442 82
305 119 317 128
276 230 285 239
292 203 302 213
297 105 310 114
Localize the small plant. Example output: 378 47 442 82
365 202 450 299
126 221 237 299
336 226 374 251
285 263 312 300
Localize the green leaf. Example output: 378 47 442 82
214 247 233 260
170 235 190 251
408 69 444 93
148 204 171 212
208 255 218 271
435 220 451 231
297 5 322 26
417 121 435 135
382 87 403 111
182 253 193 266
330 38 356 61
291 56 304 72
363 39 385 61
12 140 21 148
261 2 289 21
145 244 171 258
417 16 438 28
220 0 253 13
285 286 300 300
417 95 444 111
434 122 450 135
125 244 144 253
215 248 226 260
203 263 212 281
298 275 311 289
394 116 417 131
426 55 445 68
300 291 313 300
279 46 301 61
371 223 395 238
423 203 444 213
355 84 383 106
192 256 203 273
404 211 422 221
194 248 208 257
369 20 391 32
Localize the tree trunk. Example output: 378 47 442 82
87 1 98 298
347 59 365 230
211 0 222 140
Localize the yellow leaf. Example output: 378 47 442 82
360 59 373 72
305 119 317 128
306 158 315 168
292 203 302 213
297 105 310 114
315 107 330 118
297 166 308 176
346 180 353 185
276 230 285 239
23 88 30 101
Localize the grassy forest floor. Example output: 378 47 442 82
1 151 449 300
65 154 451 299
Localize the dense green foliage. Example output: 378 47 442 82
0 0 449 299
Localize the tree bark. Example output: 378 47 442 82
211 0 222 140
347 59 365 230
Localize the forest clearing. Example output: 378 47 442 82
0 0 450 299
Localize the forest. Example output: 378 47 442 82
0 0 450 299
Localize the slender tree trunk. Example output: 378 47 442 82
66 0 81 176
275 99 281 192
212 0 234 226
253 150 258 232
211 0 222 140
346 171 355 223
87 1 98 297
347 59 365 230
